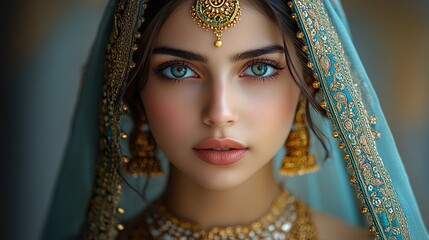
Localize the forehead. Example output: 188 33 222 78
154 1 284 57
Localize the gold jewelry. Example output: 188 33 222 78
280 99 319 176
129 191 317 239
125 120 163 176
191 0 242 48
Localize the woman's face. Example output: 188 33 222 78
141 1 301 190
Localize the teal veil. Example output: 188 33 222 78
42 0 428 239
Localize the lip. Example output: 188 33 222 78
193 138 248 165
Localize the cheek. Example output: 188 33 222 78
245 81 300 133
144 98 181 126
140 81 202 145
140 90 189 139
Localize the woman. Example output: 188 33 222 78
43 0 428 239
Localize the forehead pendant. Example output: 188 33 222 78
191 0 242 47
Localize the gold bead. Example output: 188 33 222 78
301 45 309 52
296 31 304 39
117 207 125 214
361 206 368 214
312 81 320 89
368 225 376 233
120 132 128 139
117 223 125 231
122 156 129 163
343 153 350 161
338 142 346 150
214 40 222 48
121 103 128 112
129 62 136 69
332 130 339 138
287 1 293 8
306 61 314 68
291 13 297 19
135 32 142 39
320 101 327 109
349 176 357 184
131 44 138 52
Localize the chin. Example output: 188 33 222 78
190 168 251 191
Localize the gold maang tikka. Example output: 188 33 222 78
191 0 242 47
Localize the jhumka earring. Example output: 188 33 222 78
191 0 241 48
280 99 319 176
123 114 163 176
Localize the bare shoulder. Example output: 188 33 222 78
312 210 372 240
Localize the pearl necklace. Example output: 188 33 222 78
129 191 316 240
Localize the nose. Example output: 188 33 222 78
202 79 238 127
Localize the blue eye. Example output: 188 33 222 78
162 64 197 79
243 62 276 77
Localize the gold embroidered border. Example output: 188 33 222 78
84 0 148 239
293 0 410 239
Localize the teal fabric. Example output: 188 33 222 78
41 1 117 239
324 1 428 238
42 0 428 239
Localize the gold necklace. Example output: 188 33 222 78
129 191 316 239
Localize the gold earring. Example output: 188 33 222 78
124 118 163 176
280 99 319 176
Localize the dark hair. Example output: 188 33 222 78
125 0 328 163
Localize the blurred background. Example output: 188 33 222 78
3 0 428 239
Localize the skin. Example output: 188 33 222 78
137 1 371 239
141 1 297 229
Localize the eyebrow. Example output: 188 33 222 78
152 44 285 63
153 47 208 63
231 44 285 62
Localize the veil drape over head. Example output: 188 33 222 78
42 0 428 239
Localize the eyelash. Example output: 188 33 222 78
153 59 284 83
240 59 284 82
154 60 198 83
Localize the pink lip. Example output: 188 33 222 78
193 138 248 165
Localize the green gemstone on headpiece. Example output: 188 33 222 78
191 0 241 47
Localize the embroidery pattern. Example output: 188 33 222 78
292 0 410 239
84 0 148 239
